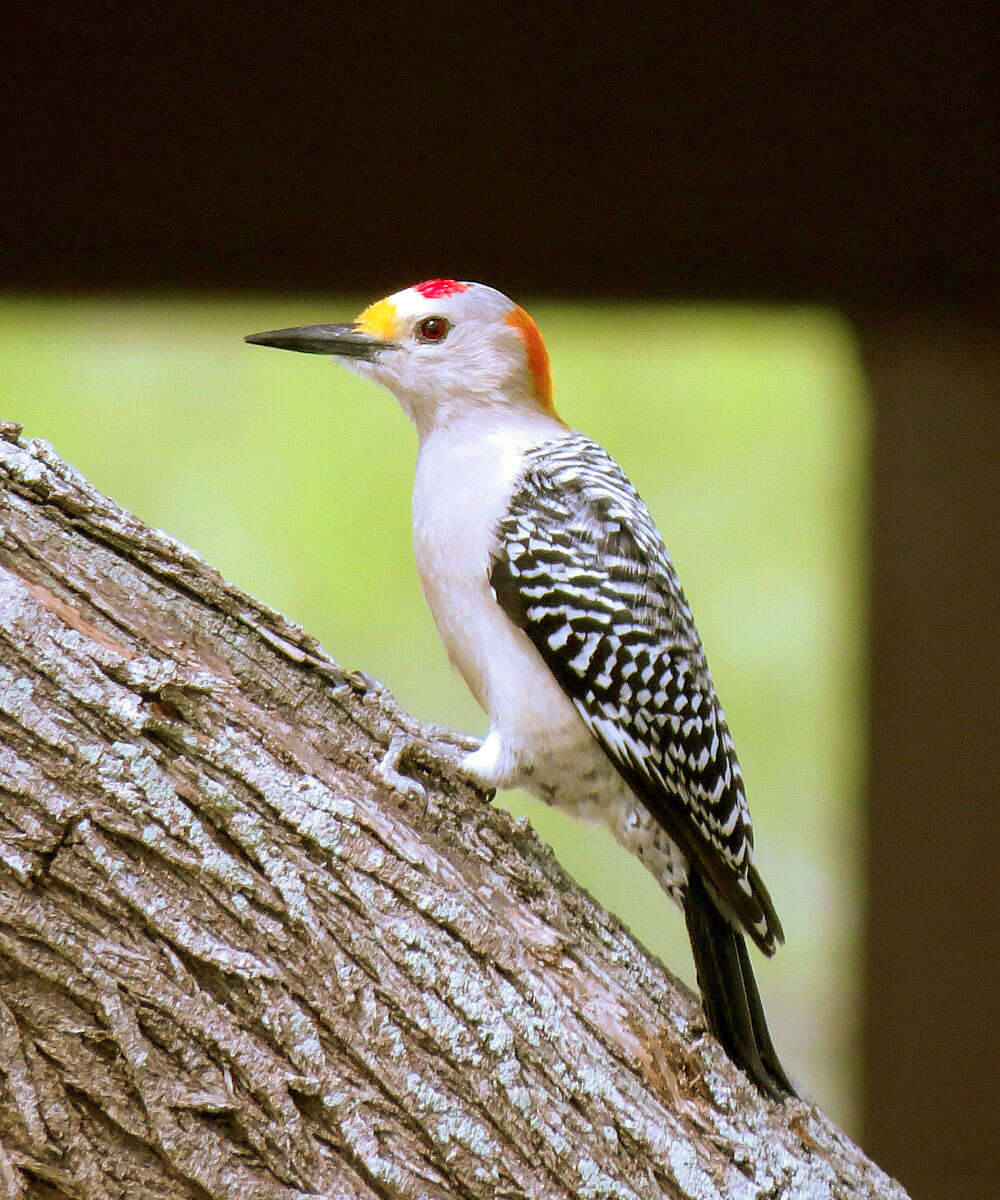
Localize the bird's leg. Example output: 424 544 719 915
376 728 518 799
376 730 485 799
356 670 483 797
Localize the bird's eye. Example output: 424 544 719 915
416 316 450 343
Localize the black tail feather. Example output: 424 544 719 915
733 929 797 1095
684 870 796 1100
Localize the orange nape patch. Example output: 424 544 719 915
505 305 558 416
356 297 399 342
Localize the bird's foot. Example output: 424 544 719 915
376 732 484 799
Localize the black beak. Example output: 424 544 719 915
243 323 395 360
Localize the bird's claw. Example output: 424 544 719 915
377 733 429 798
376 732 473 798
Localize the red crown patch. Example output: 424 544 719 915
413 279 469 299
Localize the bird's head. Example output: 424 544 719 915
245 280 560 432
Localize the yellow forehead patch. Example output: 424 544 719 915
505 305 556 413
356 297 398 341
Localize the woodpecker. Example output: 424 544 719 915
246 280 796 1100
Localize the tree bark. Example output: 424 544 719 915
0 422 905 1200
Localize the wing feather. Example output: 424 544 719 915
490 435 783 954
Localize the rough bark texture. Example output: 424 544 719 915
0 423 906 1200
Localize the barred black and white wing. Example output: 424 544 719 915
489 434 783 955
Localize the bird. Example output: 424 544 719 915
245 279 796 1100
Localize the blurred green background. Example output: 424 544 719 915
1 296 867 1132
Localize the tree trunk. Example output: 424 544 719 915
0 422 905 1200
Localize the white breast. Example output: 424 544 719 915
411 409 584 763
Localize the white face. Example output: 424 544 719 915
245 279 558 433
345 280 553 428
